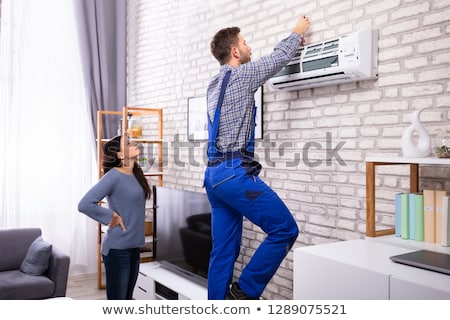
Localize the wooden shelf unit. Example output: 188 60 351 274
96 106 163 289
365 156 450 237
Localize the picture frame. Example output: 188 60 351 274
187 95 208 141
187 86 263 141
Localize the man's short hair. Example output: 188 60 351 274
210 27 240 65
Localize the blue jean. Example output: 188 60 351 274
102 247 140 300
204 158 299 299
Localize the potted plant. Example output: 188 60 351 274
138 157 155 172
435 140 450 158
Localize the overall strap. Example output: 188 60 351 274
245 105 257 153
207 70 232 158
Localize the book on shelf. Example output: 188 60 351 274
400 193 409 239
395 193 402 237
408 193 416 240
442 196 450 247
423 189 436 243
395 189 449 245
435 190 450 246
414 193 424 242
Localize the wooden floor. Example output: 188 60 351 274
66 273 106 300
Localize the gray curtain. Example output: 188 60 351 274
74 0 126 139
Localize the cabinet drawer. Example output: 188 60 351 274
134 284 150 300
133 271 153 299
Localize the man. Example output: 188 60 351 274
204 14 310 300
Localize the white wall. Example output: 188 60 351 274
126 0 450 299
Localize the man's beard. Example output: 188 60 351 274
240 54 251 64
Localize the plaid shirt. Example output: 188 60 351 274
207 32 301 153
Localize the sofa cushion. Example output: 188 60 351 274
0 228 42 272
186 213 211 229
20 236 52 276
195 222 211 235
0 270 55 299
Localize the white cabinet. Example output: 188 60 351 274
133 262 208 300
295 157 450 299
390 277 450 300
293 237 450 300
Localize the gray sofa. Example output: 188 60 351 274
0 228 70 299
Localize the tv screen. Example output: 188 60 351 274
152 186 212 287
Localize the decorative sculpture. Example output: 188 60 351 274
401 109 431 158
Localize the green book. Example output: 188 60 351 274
414 193 424 241
401 193 409 239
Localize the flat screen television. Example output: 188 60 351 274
152 186 212 287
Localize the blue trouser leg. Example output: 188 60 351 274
205 198 243 299
205 160 299 299
102 248 140 300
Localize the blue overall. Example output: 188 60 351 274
204 71 299 299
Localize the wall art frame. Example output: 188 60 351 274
187 86 263 141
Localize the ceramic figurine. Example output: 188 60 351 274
401 109 431 158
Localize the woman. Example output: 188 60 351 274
78 135 151 300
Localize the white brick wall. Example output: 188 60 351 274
127 0 450 299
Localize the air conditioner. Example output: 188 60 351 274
268 27 378 91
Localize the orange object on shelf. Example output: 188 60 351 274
144 221 153 236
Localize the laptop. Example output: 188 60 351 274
390 250 450 275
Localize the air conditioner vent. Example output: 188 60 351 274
268 27 378 91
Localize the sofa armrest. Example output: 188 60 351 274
46 246 70 297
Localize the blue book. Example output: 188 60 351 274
401 193 409 239
409 193 416 240
395 193 402 237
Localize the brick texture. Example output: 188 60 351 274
127 0 450 299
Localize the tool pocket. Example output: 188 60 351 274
241 159 262 177
207 159 239 188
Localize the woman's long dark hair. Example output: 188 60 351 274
102 135 151 199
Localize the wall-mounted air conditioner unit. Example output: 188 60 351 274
268 27 378 91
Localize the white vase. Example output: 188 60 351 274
401 109 431 158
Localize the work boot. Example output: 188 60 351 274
225 282 255 300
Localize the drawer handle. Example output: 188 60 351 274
138 286 147 293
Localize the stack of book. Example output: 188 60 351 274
395 189 450 246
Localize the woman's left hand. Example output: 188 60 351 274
109 211 126 231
